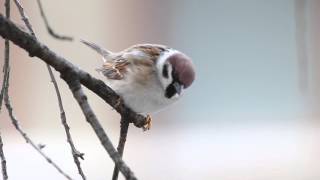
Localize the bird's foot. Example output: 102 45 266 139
143 115 152 131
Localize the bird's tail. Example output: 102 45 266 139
80 39 112 61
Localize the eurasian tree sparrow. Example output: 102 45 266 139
81 40 195 130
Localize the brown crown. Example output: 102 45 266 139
167 53 195 89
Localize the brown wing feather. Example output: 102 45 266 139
97 56 130 80
97 44 168 80
133 44 167 62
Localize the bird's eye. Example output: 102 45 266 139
162 64 169 78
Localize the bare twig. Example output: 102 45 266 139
0 67 7 112
0 1 11 179
5 3 75 179
112 117 130 180
63 74 137 180
47 66 86 180
13 0 36 36
0 39 9 180
0 132 8 180
0 0 11 112
0 42 9 112
13 2 86 179
36 0 73 41
3 71 73 179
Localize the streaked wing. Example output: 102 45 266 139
97 56 130 80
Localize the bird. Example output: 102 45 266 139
81 40 195 130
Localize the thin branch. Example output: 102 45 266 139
63 74 137 180
0 40 9 180
0 14 148 128
47 65 86 180
3 73 73 179
0 1 11 179
13 2 86 179
0 0 11 112
0 132 8 180
3 4 74 179
12 0 36 37
0 57 8 111
0 66 7 112
112 117 130 180
36 0 73 41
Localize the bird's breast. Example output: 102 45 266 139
106 74 178 114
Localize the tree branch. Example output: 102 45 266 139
36 0 73 41
0 1 11 179
10 1 85 179
0 14 147 128
14 0 87 178
12 0 36 36
47 65 86 180
0 35 9 180
0 0 10 112
0 132 7 180
112 117 130 180
62 72 137 180
3 60 73 180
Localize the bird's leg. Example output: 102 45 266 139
143 115 152 131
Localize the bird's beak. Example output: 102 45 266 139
172 82 182 95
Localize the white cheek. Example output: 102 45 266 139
165 65 173 84
156 49 179 88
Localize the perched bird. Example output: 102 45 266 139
81 40 195 130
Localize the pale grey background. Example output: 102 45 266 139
0 0 319 180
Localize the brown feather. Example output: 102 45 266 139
133 45 167 62
99 44 168 80
99 57 130 80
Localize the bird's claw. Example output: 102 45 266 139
143 115 152 131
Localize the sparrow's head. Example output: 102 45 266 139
156 50 195 99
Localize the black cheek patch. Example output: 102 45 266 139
162 64 169 78
165 83 177 99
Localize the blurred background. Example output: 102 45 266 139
0 0 320 179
